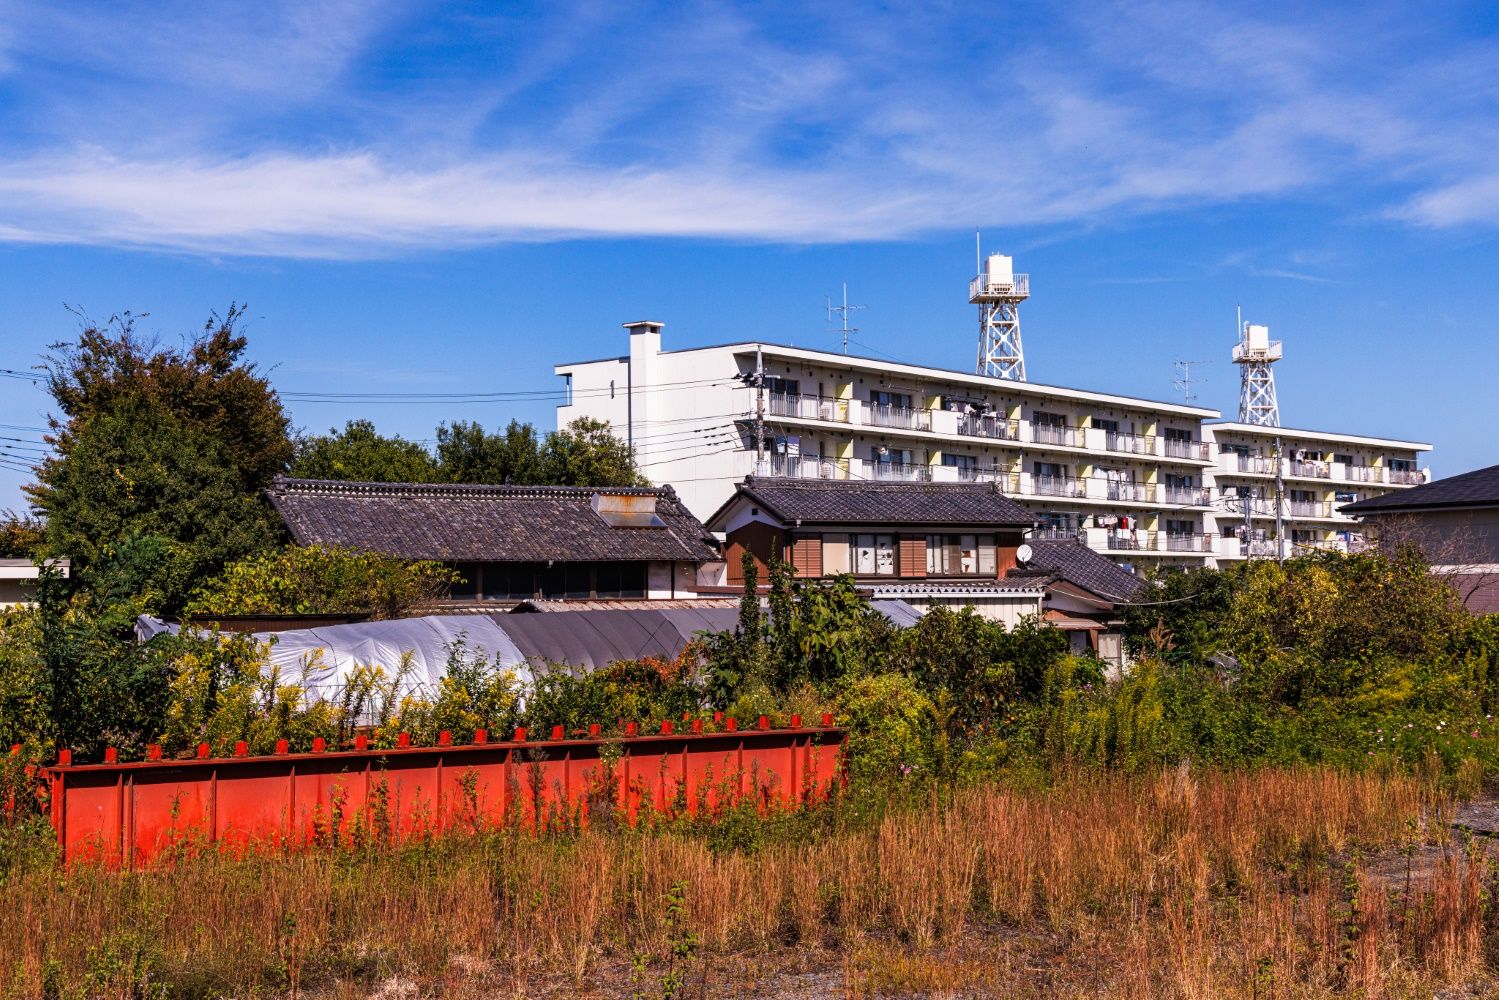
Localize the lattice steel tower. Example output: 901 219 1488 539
1233 319 1283 426
972 252 1030 380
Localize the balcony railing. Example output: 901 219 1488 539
1105 431 1154 455
957 413 1020 441
864 403 931 431
1032 424 1081 448
1288 500 1333 518
1289 460 1331 479
1032 474 1087 498
1240 539 1278 558
1104 480 1151 502
755 455 849 480
1163 485 1211 506
1029 526 1081 542
1389 469 1426 485
1344 465 1383 484
954 464 1008 484
1164 532 1214 553
765 393 850 423
871 461 932 482
969 273 1030 299
1235 454 1277 474
1106 530 1146 551
1163 438 1208 461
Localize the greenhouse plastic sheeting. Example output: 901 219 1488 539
134 599 923 695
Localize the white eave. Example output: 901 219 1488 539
1206 421 1432 451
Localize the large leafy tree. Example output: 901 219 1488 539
26 308 291 611
290 419 440 483
435 419 543 484
0 510 43 558
538 417 646 487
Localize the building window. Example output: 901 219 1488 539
1033 410 1064 427
854 533 895 575
870 389 911 409
450 562 481 599
822 533 851 574
924 534 996 575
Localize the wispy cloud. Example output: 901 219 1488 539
0 1 1494 257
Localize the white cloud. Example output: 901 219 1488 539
0 1 1494 256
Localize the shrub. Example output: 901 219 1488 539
184 544 458 620
835 672 936 788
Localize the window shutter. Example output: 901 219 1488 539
900 536 926 578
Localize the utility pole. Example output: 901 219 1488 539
754 343 766 467
1274 434 1285 562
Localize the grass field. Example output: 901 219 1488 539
2 767 1494 999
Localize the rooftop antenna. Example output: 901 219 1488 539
1172 359 1206 404
826 283 866 355
1232 306 1282 426
971 237 1029 380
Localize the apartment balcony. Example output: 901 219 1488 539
870 461 932 482
864 402 932 432
1220 494 1276 516
1164 532 1214 553
1105 529 1147 551
1233 454 1278 475
1102 480 1152 503
957 413 1020 441
1033 474 1087 498
1343 465 1383 484
1162 438 1210 461
1029 526 1082 542
1289 460 1331 479
1105 431 1155 456
1288 500 1334 518
755 455 850 480
955 464 1010 484
1240 539 1279 558
1163 485 1212 506
1032 424 1082 448
1389 469 1427 486
765 393 851 424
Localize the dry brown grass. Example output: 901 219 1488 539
1 767 1493 999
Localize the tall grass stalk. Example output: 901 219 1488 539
0 767 1489 998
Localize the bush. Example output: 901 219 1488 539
185 544 458 620
835 672 936 788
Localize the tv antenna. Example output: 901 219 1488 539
826 283 866 354
1172 359 1207 404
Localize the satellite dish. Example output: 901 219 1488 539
1016 543 1034 565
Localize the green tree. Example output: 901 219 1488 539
33 536 187 758
290 419 440 483
0 511 43 559
539 417 646 487
436 419 543 484
185 544 458 620
27 308 291 611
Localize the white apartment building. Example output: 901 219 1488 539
556 322 1431 569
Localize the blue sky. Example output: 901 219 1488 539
2 1 1497 509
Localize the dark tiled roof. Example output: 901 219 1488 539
267 478 720 564
1342 465 1499 514
1007 540 1145 603
713 477 1036 528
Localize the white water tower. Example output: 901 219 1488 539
1232 321 1283 426
971 251 1030 381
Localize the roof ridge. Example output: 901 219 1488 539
270 476 672 501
